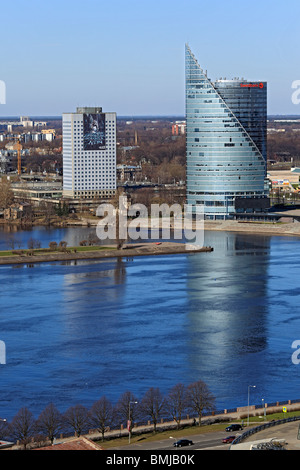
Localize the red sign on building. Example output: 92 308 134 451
240 83 264 89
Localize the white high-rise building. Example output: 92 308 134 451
63 107 116 199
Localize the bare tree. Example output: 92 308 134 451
27 238 41 250
90 396 114 441
87 234 98 246
35 403 63 444
63 404 90 437
7 237 16 250
0 419 9 441
58 241 68 252
115 391 139 438
139 387 165 433
186 380 216 426
9 407 36 449
40 201 55 225
165 383 187 429
49 241 58 251
0 177 14 209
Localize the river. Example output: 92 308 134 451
0 225 300 420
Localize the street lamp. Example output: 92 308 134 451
261 398 266 421
128 401 138 444
248 385 256 426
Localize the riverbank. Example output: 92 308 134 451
203 218 300 237
2 213 300 239
68 214 300 238
0 242 213 265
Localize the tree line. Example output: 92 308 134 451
0 380 215 449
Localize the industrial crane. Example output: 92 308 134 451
13 138 22 176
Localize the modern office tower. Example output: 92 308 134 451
63 107 116 199
185 45 269 219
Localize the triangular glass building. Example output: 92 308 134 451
185 45 269 219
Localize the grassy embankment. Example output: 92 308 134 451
0 245 116 257
97 409 300 449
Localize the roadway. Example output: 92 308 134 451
106 420 300 451
108 429 236 451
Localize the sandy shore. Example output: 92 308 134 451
71 214 300 238
203 219 300 237
3 214 300 242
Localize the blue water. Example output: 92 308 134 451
0 227 300 420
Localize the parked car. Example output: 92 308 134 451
222 435 236 444
225 424 243 432
173 439 194 447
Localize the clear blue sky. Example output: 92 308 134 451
0 0 299 116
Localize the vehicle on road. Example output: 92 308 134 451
222 435 236 444
225 424 243 432
173 439 194 447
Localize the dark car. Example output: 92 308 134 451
222 435 236 444
225 424 243 432
173 439 194 447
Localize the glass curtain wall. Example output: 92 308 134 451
185 45 267 219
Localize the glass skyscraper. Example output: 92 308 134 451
185 45 269 219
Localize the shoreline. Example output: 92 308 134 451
0 242 213 266
203 219 300 238
2 215 300 239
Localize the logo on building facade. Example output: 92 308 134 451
240 83 264 89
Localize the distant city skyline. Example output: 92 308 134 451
0 0 299 117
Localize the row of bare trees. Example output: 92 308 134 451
0 380 215 449
0 177 14 209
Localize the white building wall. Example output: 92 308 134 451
63 109 116 199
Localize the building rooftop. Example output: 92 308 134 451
76 107 103 114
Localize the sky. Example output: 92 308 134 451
0 0 299 117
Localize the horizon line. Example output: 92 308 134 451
0 113 299 120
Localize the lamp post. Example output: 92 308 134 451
247 385 256 426
128 401 138 444
262 398 266 421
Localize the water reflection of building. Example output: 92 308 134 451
62 258 127 310
185 231 271 405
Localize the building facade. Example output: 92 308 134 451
185 45 269 219
63 107 116 199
